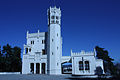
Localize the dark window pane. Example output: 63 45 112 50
56 16 59 19
42 49 45 55
85 61 90 70
79 61 84 70
51 16 55 19
29 48 31 52
56 21 59 24
26 48 28 54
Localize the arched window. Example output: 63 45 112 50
29 48 31 52
26 48 28 54
56 16 59 19
79 61 84 70
85 61 90 70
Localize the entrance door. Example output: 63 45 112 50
36 63 40 74
41 63 45 74
30 63 34 74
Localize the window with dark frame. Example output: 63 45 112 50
79 61 84 70
85 61 90 70
56 16 59 19
33 41 34 44
51 16 55 19
26 48 28 54
51 20 55 24
42 49 45 55
56 21 59 24
31 41 34 44
52 39 53 42
29 48 31 52
42 40 45 44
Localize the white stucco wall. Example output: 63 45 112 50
22 31 47 74
47 7 62 75
71 50 104 75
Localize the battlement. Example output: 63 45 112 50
71 50 95 57
26 30 46 38
48 6 61 15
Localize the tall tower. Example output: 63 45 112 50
47 6 62 75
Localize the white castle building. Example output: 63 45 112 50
22 6 104 75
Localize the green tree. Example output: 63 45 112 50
2 44 12 57
95 46 115 75
0 44 22 72
11 46 22 72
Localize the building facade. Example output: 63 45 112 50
22 6 104 75
71 50 104 75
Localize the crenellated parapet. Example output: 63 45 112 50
71 49 95 57
26 30 46 39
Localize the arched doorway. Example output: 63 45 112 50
41 63 46 74
30 63 34 74
36 63 40 74
61 62 72 74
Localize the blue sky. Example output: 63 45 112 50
0 0 120 62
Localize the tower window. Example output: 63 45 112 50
51 16 55 19
56 21 59 24
42 49 45 55
52 39 54 42
57 63 58 66
57 33 58 37
51 20 55 24
42 40 45 44
52 52 53 55
57 47 58 50
56 16 59 19
31 41 34 44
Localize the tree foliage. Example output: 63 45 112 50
0 44 22 72
95 46 116 75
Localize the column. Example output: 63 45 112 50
34 63 36 74
40 63 41 74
